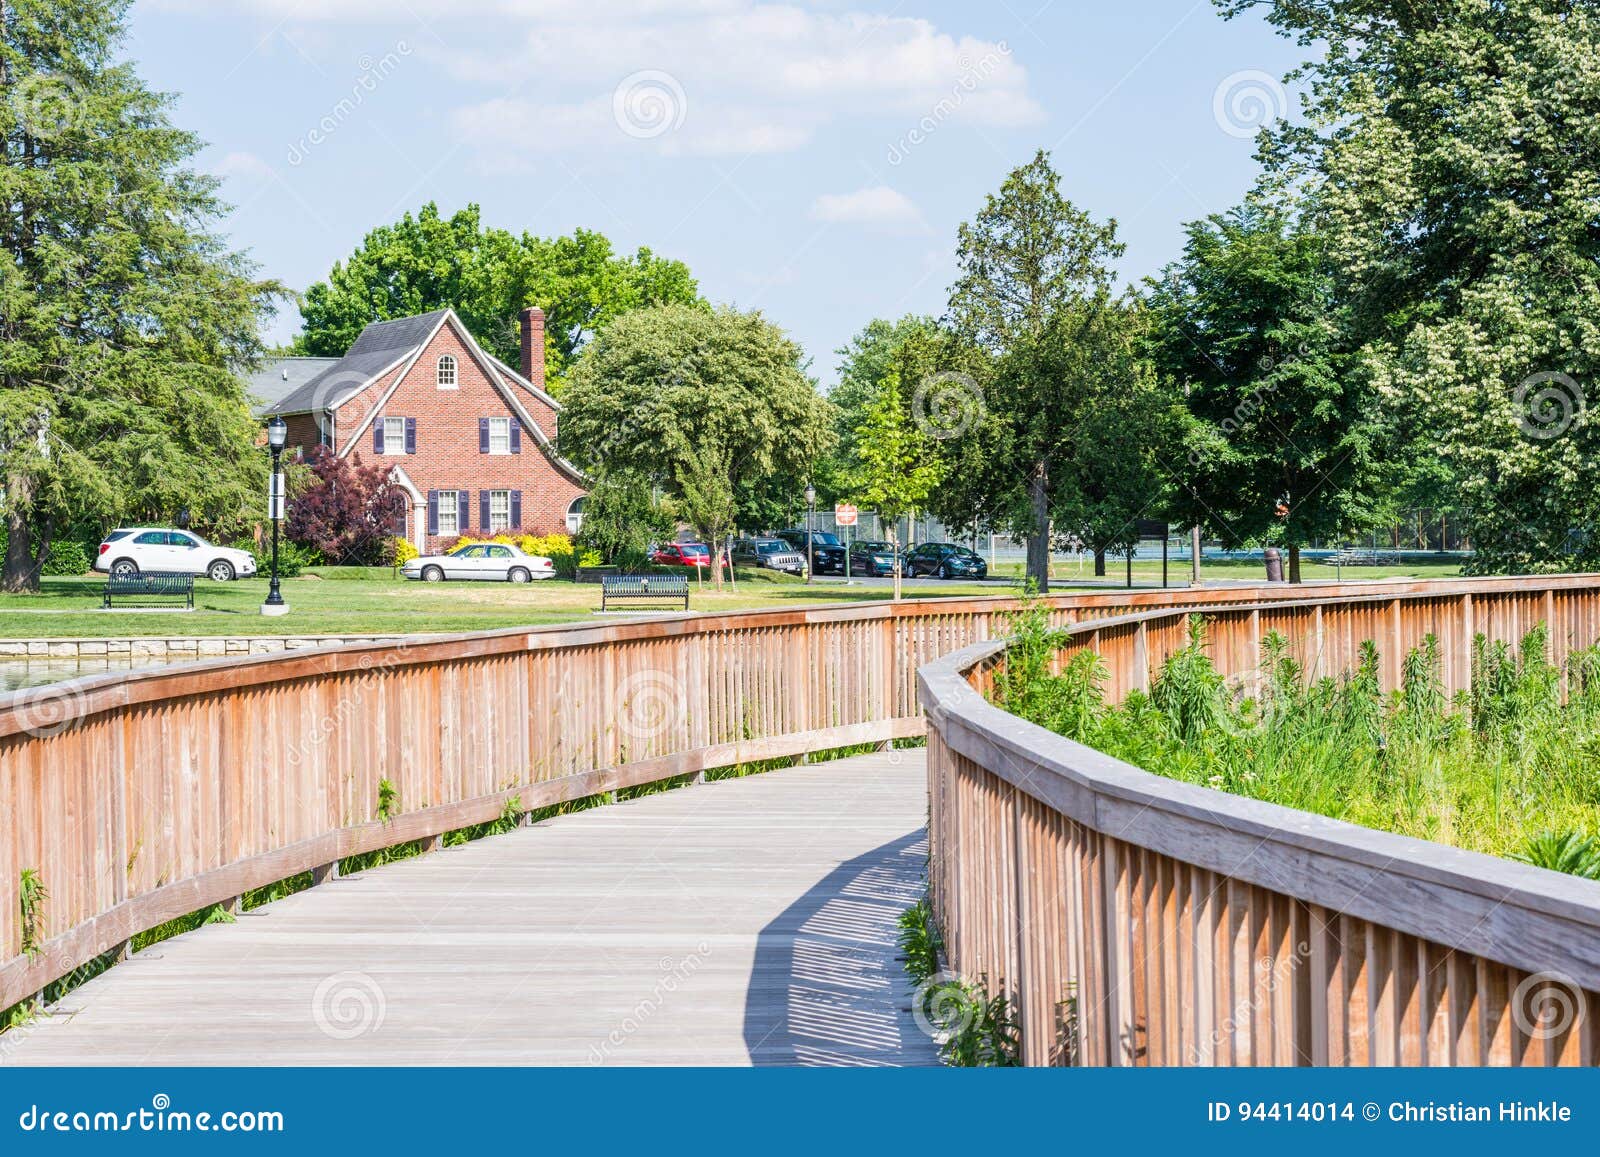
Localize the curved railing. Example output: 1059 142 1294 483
919 577 1600 1066
2 575 1586 1017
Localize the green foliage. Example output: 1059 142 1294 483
897 897 942 984
227 536 311 578
942 150 1185 587
1223 0 1600 572
294 204 700 389
559 303 835 580
999 617 1600 871
0 0 281 591
1145 205 1390 578
443 796 523 846
18 869 46 958
1513 832 1600 880
376 778 399 822
575 472 673 569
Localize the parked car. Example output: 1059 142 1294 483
95 528 257 582
402 542 555 583
905 542 989 579
731 537 808 576
775 529 849 575
650 542 727 570
848 539 901 577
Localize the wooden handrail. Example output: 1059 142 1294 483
919 579 1600 1065
2 573 1596 1018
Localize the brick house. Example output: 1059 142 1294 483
260 308 587 555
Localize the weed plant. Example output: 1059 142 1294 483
995 601 1600 877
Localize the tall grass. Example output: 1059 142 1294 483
996 601 1600 876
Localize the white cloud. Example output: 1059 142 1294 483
200 0 1041 158
212 150 276 181
809 186 926 232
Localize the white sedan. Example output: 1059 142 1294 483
95 528 257 582
402 543 555 583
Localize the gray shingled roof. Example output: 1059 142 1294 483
263 310 452 416
247 357 340 416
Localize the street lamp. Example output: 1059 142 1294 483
262 416 289 616
804 483 817 584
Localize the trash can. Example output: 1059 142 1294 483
1263 547 1284 583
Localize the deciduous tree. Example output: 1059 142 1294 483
558 304 835 585
1145 204 1389 581
1222 0 1600 571
296 204 700 390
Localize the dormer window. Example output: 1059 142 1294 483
436 354 457 389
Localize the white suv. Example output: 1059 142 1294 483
95 529 258 582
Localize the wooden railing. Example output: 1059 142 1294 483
919 576 1600 1066
2 574 1584 1017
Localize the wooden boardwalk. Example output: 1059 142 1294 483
5 751 939 1066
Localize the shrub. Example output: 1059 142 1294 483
227 537 312 578
41 540 94 576
392 537 419 566
286 446 406 566
447 530 596 577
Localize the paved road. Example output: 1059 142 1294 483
4 752 939 1066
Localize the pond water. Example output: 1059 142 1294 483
0 656 175 692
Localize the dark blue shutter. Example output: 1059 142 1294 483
510 421 522 454
458 490 470 533
373 422 384 454
479 490 491 532
404 418 416 454
479 418 490 454
426 491 439 535
510 490 522 529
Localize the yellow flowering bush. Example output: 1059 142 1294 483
448 532 596 578
391 536 419 566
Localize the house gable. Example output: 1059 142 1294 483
330 312 585 548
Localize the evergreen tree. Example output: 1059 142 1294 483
0 0 279 590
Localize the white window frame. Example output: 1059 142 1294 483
437 490 459 537
383 416 406 455
489 489 511 533
565 497 586 535
487 416 511 455
436 354 458 389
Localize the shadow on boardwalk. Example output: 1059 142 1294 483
742 830 941 1066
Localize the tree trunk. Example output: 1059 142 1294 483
1026 462 1050 593
1093 547 1106 577
1288 543 1302 584
3 505 37 592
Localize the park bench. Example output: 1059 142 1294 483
102 572 195 610
600 573 690 613
1328 548 1401 567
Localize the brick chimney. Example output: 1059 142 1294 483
519 306 546 389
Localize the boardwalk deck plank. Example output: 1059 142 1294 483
5 752 939 1067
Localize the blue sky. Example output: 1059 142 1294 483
130 0 1303 385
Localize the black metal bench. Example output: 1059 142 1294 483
600 573 690 612
102 572 195 610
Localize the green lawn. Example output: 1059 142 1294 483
0 559 1468 638
0 570 1002 638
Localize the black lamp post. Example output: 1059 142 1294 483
263 416 288 615
804 483 816 584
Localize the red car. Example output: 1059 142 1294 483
650 542 727 570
